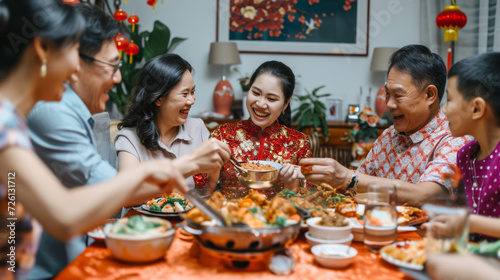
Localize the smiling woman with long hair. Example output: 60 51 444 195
211 60 312 199
116 53 219 194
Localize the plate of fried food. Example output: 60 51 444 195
135 193 194 217
380 239 427 270
354 194 428 227
277 183 358 218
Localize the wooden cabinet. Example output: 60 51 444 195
293 121 388 148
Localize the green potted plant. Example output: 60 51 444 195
291 85 331 142
109 20 186 116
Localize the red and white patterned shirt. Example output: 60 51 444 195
358 110 472 191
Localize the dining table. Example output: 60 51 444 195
54 209 424 280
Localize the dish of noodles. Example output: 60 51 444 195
185 190 301 228
240 161 277 171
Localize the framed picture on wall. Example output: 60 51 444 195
326 99 342 120
346 104 360 121
216 0 370 56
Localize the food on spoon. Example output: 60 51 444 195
300 164 313 175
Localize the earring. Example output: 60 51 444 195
40 58 47 78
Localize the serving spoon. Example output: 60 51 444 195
229 158 249 177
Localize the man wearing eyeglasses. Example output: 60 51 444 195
25 4 121 279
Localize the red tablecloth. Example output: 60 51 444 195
55 224 421 280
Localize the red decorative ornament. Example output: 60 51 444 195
147 0 159 12
126 41 139 64
114 33 129 59
128 14 140 32
62 0 80 6
113 9 128 22
436 5 467 42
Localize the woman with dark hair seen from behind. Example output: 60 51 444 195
211 60 312 199
0 1 187 279
116 53 219 194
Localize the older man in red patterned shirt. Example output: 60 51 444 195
300 45 471 207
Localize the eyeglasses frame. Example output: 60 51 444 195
79 53 122 75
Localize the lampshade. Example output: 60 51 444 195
370 47 399 72
209 42 241 65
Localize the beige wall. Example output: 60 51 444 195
124 0 421 120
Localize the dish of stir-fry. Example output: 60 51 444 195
142 193 193 213
185 190 301 228
277 183 358 218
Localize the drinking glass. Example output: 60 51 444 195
422 202 470 256
363 184 398 253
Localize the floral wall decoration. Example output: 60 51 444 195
217 0 368 55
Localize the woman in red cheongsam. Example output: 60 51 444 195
211 61 311 199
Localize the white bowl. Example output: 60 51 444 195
311 244 358 269
306 217 351 240
364 224 397 236
305 232 353 247
104 216 175 263
349 218 364 242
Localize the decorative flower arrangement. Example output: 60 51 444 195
342 107 380 143
233 67 251 92
238 76 251 92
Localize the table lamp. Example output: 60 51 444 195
208 42 241 116
370 47 399 117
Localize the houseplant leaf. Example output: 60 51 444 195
292 85 331 142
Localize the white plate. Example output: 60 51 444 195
380 241 424 271
138 196 191 217
87 228 105 242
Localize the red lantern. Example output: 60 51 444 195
147 0 158 12
128 14 140 32
62 0 80 6
126 41 139 64
114 33 129 59
113 9 128 22
436 5 467 42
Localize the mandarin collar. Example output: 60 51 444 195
241 119 281 136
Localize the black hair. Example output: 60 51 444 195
248 60 295 128
118 53 193 151
74 3 118 62
0 0 85 81
448 52 500 122
388 44 447 102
